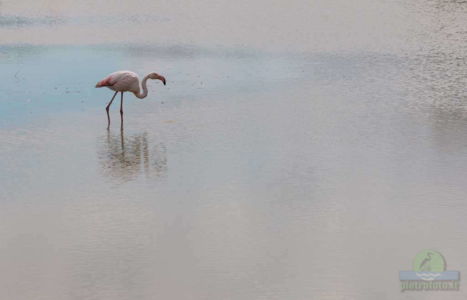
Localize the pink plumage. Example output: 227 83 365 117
95 70 166 129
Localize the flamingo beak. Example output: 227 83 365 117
160 76 166 85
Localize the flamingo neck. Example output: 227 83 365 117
135 75 150 99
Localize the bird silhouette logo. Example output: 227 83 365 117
412 250 446 274
418 252 434 272
399 249 460 291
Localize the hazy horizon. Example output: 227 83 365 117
1 0 465 55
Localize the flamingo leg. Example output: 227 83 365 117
106 91 118 129
120 92 124 129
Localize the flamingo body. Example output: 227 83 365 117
96 71 141 95
96 70 166 129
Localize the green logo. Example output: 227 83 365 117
412 250 446 272
400 249 460 292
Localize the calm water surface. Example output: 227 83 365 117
0 1 467 299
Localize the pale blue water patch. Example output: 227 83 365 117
0 45 121 126
0 44 313 128
0 43 413 135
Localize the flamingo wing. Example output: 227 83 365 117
95 74 117 88
95 71 139 93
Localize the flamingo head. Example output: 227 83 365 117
149 73 166 85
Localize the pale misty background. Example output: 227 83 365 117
0 1 466 300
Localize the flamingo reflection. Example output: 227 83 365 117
99 129 167 182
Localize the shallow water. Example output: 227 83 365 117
1 1 467 299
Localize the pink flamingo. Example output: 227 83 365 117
95 70 166 129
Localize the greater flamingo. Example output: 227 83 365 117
95 70 166 129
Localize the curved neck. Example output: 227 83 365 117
135 75 150 99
